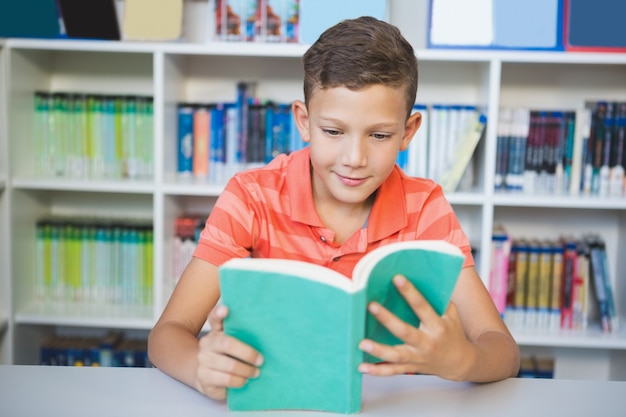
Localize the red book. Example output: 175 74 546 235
560 239 578 329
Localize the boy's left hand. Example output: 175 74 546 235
357 275 474 381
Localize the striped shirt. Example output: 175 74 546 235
194 147 474 278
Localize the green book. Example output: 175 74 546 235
219 240 465 414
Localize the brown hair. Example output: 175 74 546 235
302 16 418 117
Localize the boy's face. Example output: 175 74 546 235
293 85 421 209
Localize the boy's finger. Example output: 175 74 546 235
392 275 440 325
207 305 228 331
367 301 421 345
198 348 261 381
200 330 264 368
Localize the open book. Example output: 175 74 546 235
219 240 465 413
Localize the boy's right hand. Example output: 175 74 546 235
195 305 264 400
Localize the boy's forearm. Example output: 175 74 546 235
461 330 520 382
148 322 201 389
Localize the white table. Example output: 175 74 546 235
1 365 625 416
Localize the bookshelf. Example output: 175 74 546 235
0 40 10 365
1 3 625 381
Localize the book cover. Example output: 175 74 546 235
569 107 591 195
564 0 626 52
428 0 564 51
505 108 530 191
0 0 61 39
536 241 553 329
587 236 617 333
219 240 464 413
489 231 510 315
123 0 183 41
524 240 541 328
57 0 121 40
549 243 564 330
560 239 578 329
439 111 487 193
512 239 529 328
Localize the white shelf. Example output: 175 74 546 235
512 326 626 350
15 301 154 330
11 177 155 194
445 191 486 206
7 36 626 66
493 193 626 210
162 176 225 197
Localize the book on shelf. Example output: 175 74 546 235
489 230 510 316
438 111 487 193
537 241 554 329
501 230 619 334
586 235 618 333
549 243 564 330
495 102 622 197
175 84 306 183
57 0 121 40
40 332 150 368
123 0 183 41
570 107 591 195
218 240 465 413
0 0 61 39
572 239 590 330
524 240 541 328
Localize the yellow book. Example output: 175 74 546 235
123 0 183 41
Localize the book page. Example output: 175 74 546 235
353 240 465 353
220 257 356 292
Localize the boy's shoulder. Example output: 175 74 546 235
393 166 441 195
230 148 309 191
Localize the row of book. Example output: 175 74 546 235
495 101 626 196
35 217 153 306
176 82 304 183
33 92 154 180
40 332 150 368
489 230 618 333
215 0 300 43
517 356 554 379
170 215 207 294
177 95 488 192
397 104 487 192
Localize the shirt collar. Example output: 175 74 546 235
286 147 408 240
287 147 324 226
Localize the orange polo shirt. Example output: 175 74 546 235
194 147 474 278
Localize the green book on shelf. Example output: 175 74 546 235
219 239 465 414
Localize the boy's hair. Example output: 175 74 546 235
302 16 418 117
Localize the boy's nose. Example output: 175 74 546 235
342 137 368 167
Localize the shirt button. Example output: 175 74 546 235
320 236 327 242
332 257 340 262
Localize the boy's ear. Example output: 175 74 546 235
400 111 422 151
292 100 311 143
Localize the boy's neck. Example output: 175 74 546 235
313 192 375 245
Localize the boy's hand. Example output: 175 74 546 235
195 305 264 400
357 275 474 381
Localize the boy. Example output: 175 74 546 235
148 16 520 401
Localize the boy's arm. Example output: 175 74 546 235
148 257 263 400
358 266 520 382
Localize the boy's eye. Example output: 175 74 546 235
323 129 341 136
372 133 391 140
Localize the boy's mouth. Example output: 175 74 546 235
336 174 367 187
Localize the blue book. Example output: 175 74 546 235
429 0 564 51
0 0 61 38
177 104 195 176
